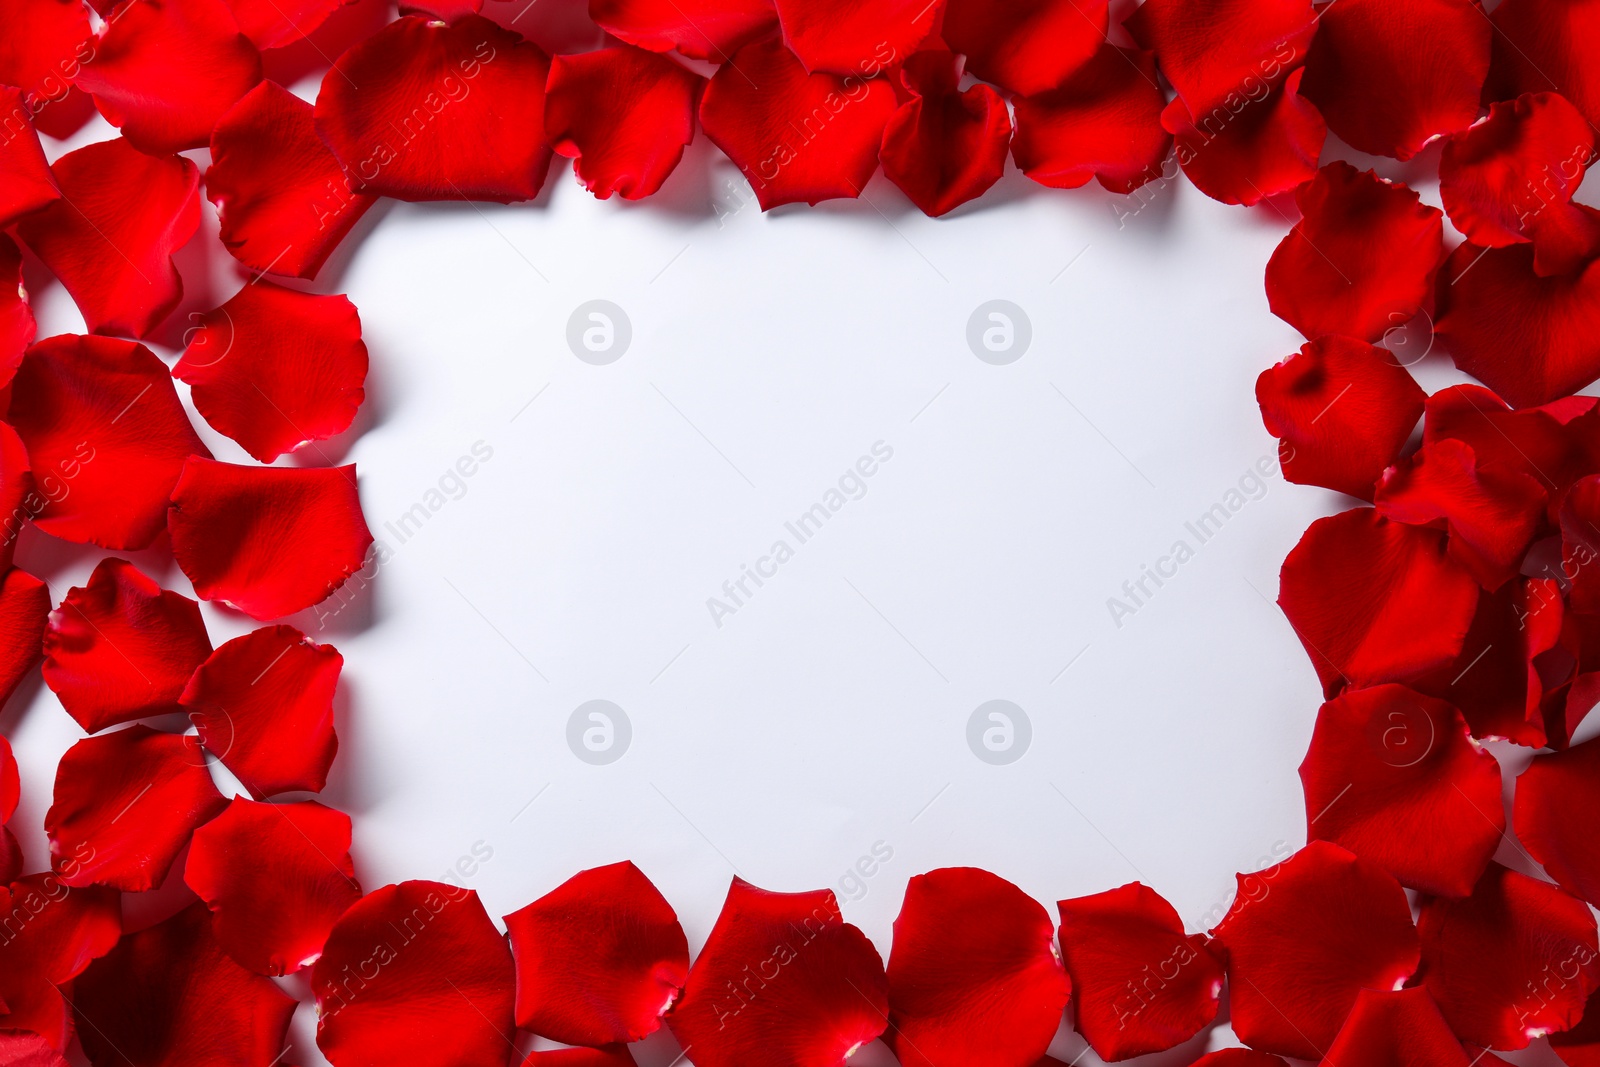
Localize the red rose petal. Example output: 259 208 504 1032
174 283 368 464
1300 684 1503 898
0 828 21 883
1190 1054 1288 1067
880 49 1011 216
1319 987 1474 1067
1553 987 1600 1067
669 877 888 1067
941 0 1107 97
0 420 34 570
1487 0 1600 131
186 797 361 975
773 0 933 76
1010 44 1171 195
1563 476 1600 616
588 0 777 62
42 558 213 733
0 872 120 1048
884 868 1069 1067
505 860 689 1045
168 459 373 621
0 736 16 822
543 46 705 201
315 15 553 203
520 1048 636 1067
73 0 262 155
1123 0 1315 115
0 238 38 393
0 0 96 139
0 569 49 711
0 88 59 229
0 1030 72 1067
1210 841 1420 1059
72 901 297 1067
698 38 897 210
180 625 340 798
46 725 226 891
1419 863 1600 1049
8 334 209 550
1265 162 1445 344
1516 738 1600 908
1162 69 1325 207
208 81 377 281
312 881 516 1067
14 140 200 339
1256 336 1425 502
1423 384 1576 506
1057 882 1222 1061
225 0 354 47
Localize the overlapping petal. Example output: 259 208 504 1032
1319 988 1473 1067
1423 384 1576 509
0 0 96 138
880 49 1011 216
589 0 777 62
1162 70 1325 207
1123 0 1316 115
0 239 37 394
0 420 34 570
0 736 16 822
1516 738 1600 908
773 0 934 76
1553 987 1600 1067
521 1048 637 1067
941 0 1107 97
1487 0 1600 131
225 0 355 48
0 569 49 710
1563 476 1600 615
0 88 59 229
0 872 120 1048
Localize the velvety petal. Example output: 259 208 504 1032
588 0 777 62
1123 0 1315 115
0 736 16 822
1163 70 1325 207
173 283 368 463
312 882 516 1067
0 828 21 883
879 48 1012 216
669 877 888 1067
1318 988 1472 1067
1516 738 1600 909
168 459 373 621
0 569 49 711
0 88 59 229
0 1029 72 1067
941 0 1107 97
0 872 120 1048
315 15 553 203
520 1048 636 1067
1564 476 1600 615
1487 0 1600 131
773 0 934 76
1552 986 1600 1067
13 140 200 339
884 868 1070 1067
225 0 355 48
0 0 97 138
0 419 34 570
1057 882 1222 1061
1424 384 1578 507
1210 841 1420 1059
0 238 37 394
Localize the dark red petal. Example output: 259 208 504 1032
225 0 354 47
45 724 226 891
0 873 120 1048
1300 684 1503 898
0 238 37 393
173 283 368 463
1553 986 1600 1067
0 420 34 570
208 81 377 281
1487 0 1600 131
1319 988 1473 1067
1056 882 1222 1061
73 0 261 155
1562 476 1600 615
941 0 1107 97
1516 738 1600 908
698 38 896 210
0 736 16 822
543 46 705 201
315 16 553 203
186 797 361 976
179 625 340 798
1010 44 1170 195
1210 841 1419 1059
1163 70 1325 207
14 140 200 339
1419 863 1600 1049
1189 1054 1288 1067
42 558 212 733
885 868 1069 1067
8 334 209 550
0 0 97 139
589 0 777 62
1123 0 1315 115
773 0 934 76
312 882 516 1067
1256 336 1425 501
0 569 49 711
520 1050 637 1067
72 901 297 1067
168 459 373 621
881 49 1011 215
0 88 59 229
669 877 888 1067
0 828 21 882
1265 162 1444 343
505 860 688 1045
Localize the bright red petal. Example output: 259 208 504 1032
1057 882 1222 1061
0 569 49 711
72 901 297 1067
544 46 705 201
174 283 368 463
505 861 688 1045
42 558 213 733
773 0 934 76
941 0 1107 97
168 459 373 621
0 0 97 139
0 1030 71 1067
8 334 209 550
0 87 58 229
0 873 120 1048
0 238 37 393
1010 44 1170 195
1163 69 1325 206
1419 863 1600 1049
0 736 16 822
45 724 226 891
1123 0 1316 115
880 49 1011 216
1487 0 1600 131
1210 841 1419 1059
208 81 377 280
0 419 34 570
885 868 1069 1067
698 38 897 210
225 0 354 47
1516 738 1600 908
315 16 553 203
588 0 777 62
185 797 361 976
1423 384 1577 506
312 882 516 1067
669 877 888 1067
1318 988 1473 1067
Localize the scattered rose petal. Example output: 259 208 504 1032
0 0 97 138
1564 476 1600 616
0 872 120 1048
0 735 16 821
941 0 1107 97
880 48 1012 216
0 238 37 393
0 569 49 711
225 0 354 48
1423 384 1577 507
1552 986 1600 1067
589 0 777 62
1487 0 1600 131
773 0 934 76
521 1048 636 1067
0 87 59 229
1162 70 1325 207
1320 987 1474 1067
0 419 34 570
1123 0 1316 115
0 827 21 883
1516 738 1600 908
1189 1054 1288 1067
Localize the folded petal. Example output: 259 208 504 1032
1318 988 1473 1067
1163 69 1325 207
1057 882 1222 1061
0 1030 71 1067
8 334 209 550
0 239 37 395
42 558 213 733
0 0 96 138
225 0 355 47
0 569 49 711
315 15 553 203
773 0 933 76
1210 841 1420 1059
13 140 201 339
0 873 120 1048
1552 986 1600 1067
941 0 1107 97
1424 384 1576 503
1516 738 1600 908
880 49 1011 216
505 860 689 1045
1123 0 1315 115
588 0 777 62
313 882 516 1067
208 81 377 281
669 877 888 1067
544 46 705 201
1419 863 1600 1049
0 88 59 229
885 868 1069 1067
174 283 368 463
1487 0 1600 131
168 459 373 621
